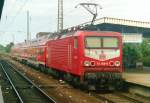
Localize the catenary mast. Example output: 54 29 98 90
57 0 63 32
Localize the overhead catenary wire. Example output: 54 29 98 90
6 0 18 17
4 0 21 25
9 0 28 24
5 0 29 30
0 0 30 45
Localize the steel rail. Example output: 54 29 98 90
92 93 115 103
115 92 143 103
5 60 57 103
0 63 24 103
92 92 144 103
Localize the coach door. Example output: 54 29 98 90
72 37 79 73
46 44 51 66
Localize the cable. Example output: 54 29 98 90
10 0 28 24
4 0 19 25
5 0 29 30
64 8 76 16
7 0 18 16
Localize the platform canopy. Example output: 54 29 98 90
72 17 150 37
0 0 4 20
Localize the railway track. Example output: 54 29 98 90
0 60 56 103
93 92 147 103
0 57 149 103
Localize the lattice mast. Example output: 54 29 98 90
57 0 63 32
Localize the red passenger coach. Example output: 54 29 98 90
11 30 123 90
11 36 49 67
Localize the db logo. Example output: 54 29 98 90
99 51 106 60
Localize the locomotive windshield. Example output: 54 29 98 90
85 37 118 48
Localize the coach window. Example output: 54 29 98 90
36 49 38 54
40 48 44 54
74 37 78 48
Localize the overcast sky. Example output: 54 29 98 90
0 0 150 46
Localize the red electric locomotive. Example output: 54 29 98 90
11 30 123 90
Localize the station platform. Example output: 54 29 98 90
0 86 4 103
123 70 150 87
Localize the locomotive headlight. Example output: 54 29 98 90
90 61 95 66
115 61 120 67
109 61 114 66
84 61 90 66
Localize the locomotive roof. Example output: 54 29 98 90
51 30 121 37
74 30 121 36
12 30 121 48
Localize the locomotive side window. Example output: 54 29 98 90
85 37 102 48
103 37 118 48
74 37 78 48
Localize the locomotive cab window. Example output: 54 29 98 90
85 37 102 48
103 37 118 48
85 36 118 48
74 37 78 48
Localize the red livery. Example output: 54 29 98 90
11 30 123 90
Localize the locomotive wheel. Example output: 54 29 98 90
87 85 96 91
115 79 126 91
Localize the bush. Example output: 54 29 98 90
5 42 14 53
123 44 142 68
140 39 150 57
123 39 150 68
143 56 150 67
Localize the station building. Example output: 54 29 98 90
72 17 150 43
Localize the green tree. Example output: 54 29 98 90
123 44 142 68
5 42 14 53
140 39 150 57
123 38 150 68
140 39 150 66
0 44 5 52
